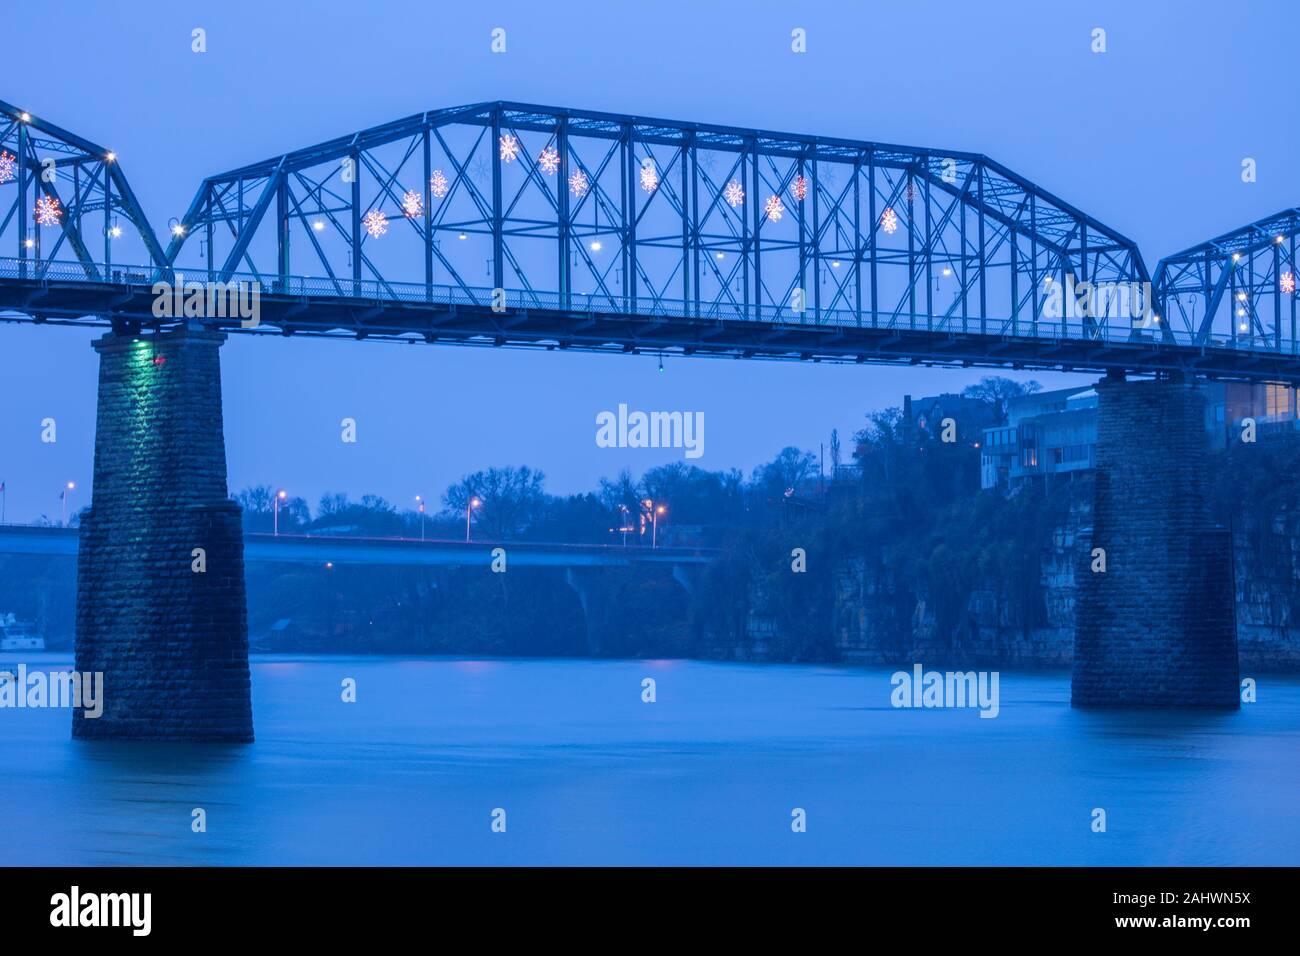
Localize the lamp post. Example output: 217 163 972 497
274 489 287 536
466 496 480 542
642 499 666 549
61 481 75 526
415 495 426 541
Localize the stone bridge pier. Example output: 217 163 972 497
1072 373 1239 709
73 326 253 741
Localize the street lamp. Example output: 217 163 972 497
61 481 75 526
466 496 481 542
642 499 666 549
274 489 287 536
415 495 426 542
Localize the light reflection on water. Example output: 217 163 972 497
0 653 1295 866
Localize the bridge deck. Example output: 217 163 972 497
5 260 1300 382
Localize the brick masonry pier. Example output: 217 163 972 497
73 327 254 741
1072 374 1239 708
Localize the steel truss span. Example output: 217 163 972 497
3 99 1300 382
1155 208 1300 354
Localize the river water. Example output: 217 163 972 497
0 654 1295 865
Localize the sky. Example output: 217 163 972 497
1 0 1297 523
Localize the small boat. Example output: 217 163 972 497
0 613 45 651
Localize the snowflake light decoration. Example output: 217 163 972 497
905 182 919 203
792 175 808 202
764 195 785 222
724 180 745 208
0 150 16 185
639 159 659 193
1283 272 1296 295
538 147 560 175
880 207 899 234
362 209 389 238
34 195 62 227
569 170 589 197
499 134 520 164
430 169 450 199
401 190 423 219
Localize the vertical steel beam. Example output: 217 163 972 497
350 152 361 288
907 170 916 330
558 118 571 311
690 144 699 319
491 109 504 293
977 167 986 335
811 157 821 322
797 155 806 323
924 171 932 331
1275 241 1282 351
867 155 877 327
751 138 761 322
276 179 289 287
423 125 433 298
17 121 27 272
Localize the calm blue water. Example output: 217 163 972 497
0 653 1295 866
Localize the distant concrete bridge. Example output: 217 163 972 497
0 525 716 569
0 525 711 664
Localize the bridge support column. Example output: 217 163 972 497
73 327 253 741
564 567 615 656
1073 375 1238 709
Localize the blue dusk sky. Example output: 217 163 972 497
1 0 1296 522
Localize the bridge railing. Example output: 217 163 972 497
2 255 1294 355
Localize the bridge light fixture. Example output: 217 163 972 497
362 209 389 238
23 238 34 249
498 134 520 164
941 266 952 277
19 112 30 122
590 240 602 252
105 151 116 163
831 260 840 268
1237 292 1248 301
715 251 725 260
34 195 62 226
1237 308 1246 317
312 220 325 232
1232 252 1241 262
171 223 186 237
458 232 468 240
1276 235 1285 244
538 146 560 175
401 190 423 219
